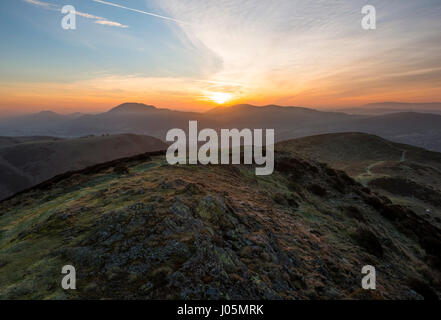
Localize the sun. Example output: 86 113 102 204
206 92 233 104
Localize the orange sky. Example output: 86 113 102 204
1 74 440 114
2 0 441 114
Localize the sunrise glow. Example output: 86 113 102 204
0 0 440 114
206 92 234 105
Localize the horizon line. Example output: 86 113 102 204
2 100 441 117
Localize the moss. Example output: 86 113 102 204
217 250 235 267
196 195 225 222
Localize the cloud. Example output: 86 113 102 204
0 74 227 111
23 0 129 28
152 0 441 106
94 20 128 28
21 0 441 107
24 0 57 10
93 0 191 25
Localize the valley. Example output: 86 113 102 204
0 134 167 200
2 103 441 152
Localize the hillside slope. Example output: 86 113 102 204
0 134 167 200
276 133 441 228
0 151 439 299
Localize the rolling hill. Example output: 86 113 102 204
0 150 439 299
0 134 167 200
206 104 354 130
0 111 83 136
334 102 441 115
277 133 441 228
2 103 441 151
0 103 218 139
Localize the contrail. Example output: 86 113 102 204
93 0 192 25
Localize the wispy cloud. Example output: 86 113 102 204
93 0 191 25
24 0 57 9
18 0 441 108
154 0 441 106
23 0 128 28
94 20 128 28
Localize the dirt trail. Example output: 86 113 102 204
400 150 407 162
364 150 406 176
365 161 385 175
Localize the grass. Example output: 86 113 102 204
0 152 439 299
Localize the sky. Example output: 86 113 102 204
0 0 441 114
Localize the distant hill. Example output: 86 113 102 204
363 102 441 110
277 133 441 226
334 102 441 115
206 104 354 131
0 111 83 136
2 102 441 151
0 136 63 148
273 111 441 152
107 102 157 114
0 134 167 200
339 112 441 151
59 103 218 139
